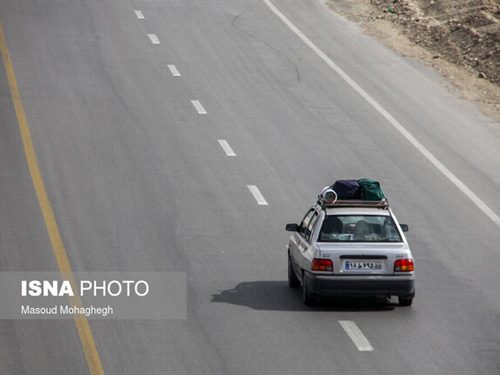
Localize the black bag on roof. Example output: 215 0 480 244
332 180 361 200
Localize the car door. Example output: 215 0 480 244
301 210 319 271
291 208 318 275
290 208 314 275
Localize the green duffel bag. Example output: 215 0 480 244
357 178 385 201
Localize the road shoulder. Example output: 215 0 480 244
326 0 500 121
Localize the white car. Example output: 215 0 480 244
286 191 415 306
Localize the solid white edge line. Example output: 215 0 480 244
247 185 268 205
135 10 144 19
148 34 160 45
339 321 374 352
167 64 181 77
191 100 207 114
262 0 500 228
217 139 236 156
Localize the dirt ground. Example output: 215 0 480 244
326 0 500 121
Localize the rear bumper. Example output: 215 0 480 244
304 272 415 297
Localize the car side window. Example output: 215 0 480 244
299 209 315 239
305 212 319 243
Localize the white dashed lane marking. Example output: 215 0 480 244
191 100 207 114
167 64 181 77
217 139 236 156
339 321 374 352
148 34 160 45
247 185 268 205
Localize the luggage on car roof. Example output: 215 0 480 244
331 180 361 200
357 178 385 201
321 178 385 202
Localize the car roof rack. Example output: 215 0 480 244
317 189 389 209
321 199 389 209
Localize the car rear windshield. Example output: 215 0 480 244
318 215 403 243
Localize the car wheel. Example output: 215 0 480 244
302 272 315 306
288 255 300 289
398 295 414 306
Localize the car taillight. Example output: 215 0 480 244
394 259 414 272
312 258 333 272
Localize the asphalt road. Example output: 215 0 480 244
1 0 500 374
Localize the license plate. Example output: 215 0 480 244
344 260 383 271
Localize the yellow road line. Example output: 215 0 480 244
0 22 105 375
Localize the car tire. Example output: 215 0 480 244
288 255 300 289
398 295 414 306
302 272 315 306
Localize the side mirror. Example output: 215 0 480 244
400 224 409 232
286 223 299 232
